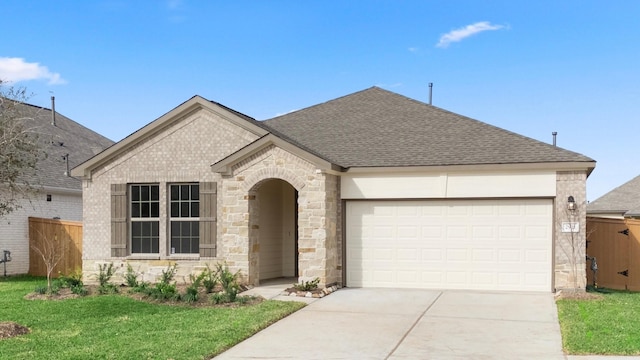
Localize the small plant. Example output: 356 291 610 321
213 263 242 303
49 282 61 295
183 272 204 303
201 265 218 293
159 264 177 285
131 281 151 293
71 284 88 296
124 263 140 288
34 284 47 294
146 265 179 300
59 268 83 287
97 263 118 294
293 277 320 291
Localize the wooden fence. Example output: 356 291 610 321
586 217 640 290
28 217 83 277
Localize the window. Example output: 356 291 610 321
169 184 200 254
113 182 215 258
130 184 160 253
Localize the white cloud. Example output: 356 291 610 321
436 21 505 48
0 57 66 85
408 47 419 53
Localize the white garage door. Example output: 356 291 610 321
345 199 552 292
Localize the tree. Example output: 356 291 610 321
30 231 67 292
0 80 44 217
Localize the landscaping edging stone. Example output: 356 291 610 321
282 284 341 298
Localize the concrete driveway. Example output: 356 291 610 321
215 288 565 359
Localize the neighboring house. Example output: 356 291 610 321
72 87 595 292
0 99 114 275
587 175 640 219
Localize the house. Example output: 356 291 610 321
587 175 640 219
0 98 114 275
72 87 595 292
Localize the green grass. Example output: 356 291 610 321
557 289 640 355
0 276 305 359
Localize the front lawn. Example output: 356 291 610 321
0 276 304 359
556 289 640 355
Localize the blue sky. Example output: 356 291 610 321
2 1 639 201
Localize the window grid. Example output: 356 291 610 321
130 184 160 254
170 184 200 254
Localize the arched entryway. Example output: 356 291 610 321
252 179 298 283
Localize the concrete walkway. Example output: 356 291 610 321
216 287 566 359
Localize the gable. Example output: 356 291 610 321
72 96 268 179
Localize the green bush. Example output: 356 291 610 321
293 277 320 291
97 263 116 286
70 284 88 296
98 283 118 295
34 284 47 294
145 265 180 300
182 273 204 303
201 265 218 293
124 263 140 288
209 263 244 303
97 263 118 294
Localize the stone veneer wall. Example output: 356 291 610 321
554 170 588 290
223 144 340 287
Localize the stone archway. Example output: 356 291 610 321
248 178 299 284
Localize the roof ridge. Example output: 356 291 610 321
264 86 380 122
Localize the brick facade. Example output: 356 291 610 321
554 170 588 290
79 99 589 291
81 106 340 286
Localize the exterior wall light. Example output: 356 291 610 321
567 196 576 211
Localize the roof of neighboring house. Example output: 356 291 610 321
263 87 595 169
587 175 640 217
12 101 114 191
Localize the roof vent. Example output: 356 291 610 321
428 83 433 105
552 131 557 146
51 96 56 126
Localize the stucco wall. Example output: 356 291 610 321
0 189 82 275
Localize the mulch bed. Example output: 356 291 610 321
23 284 262 308
0 322 30 340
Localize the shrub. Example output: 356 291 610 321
201 265 218 293
293 277 320 291
124 263 140 288
159 265 177 285
34 284 47 294
213 263 242 303
97 263 116 287
71 284 88 296
183 273 204 303
97 263 118 294
145 265 179 301
56 269 82 288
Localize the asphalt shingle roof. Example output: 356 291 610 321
263 87 594 168
587 175 640 216
10 101 114 190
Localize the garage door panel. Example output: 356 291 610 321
346 199 552 292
